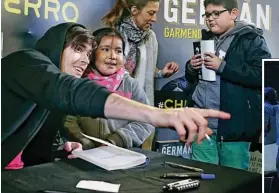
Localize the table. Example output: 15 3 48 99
1 149 262 193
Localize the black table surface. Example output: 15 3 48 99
1 149 262 193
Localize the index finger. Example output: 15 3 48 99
171 62 178 70
196 109 231 119
194 54 202 58
174 64 179 71
204 52 215 58
168 62 174 69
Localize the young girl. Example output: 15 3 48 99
102 0 179 149
63 28 154 149
102 0 179 106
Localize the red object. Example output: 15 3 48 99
5 151 24 170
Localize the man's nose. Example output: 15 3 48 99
207 14 214 21
81 52 90 64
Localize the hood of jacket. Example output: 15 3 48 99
35 22 86 68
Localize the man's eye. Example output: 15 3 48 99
202 13 209 18
212 11 220 16
76 46 83 52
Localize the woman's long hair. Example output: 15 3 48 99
102 0 160 28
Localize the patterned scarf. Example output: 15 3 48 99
117 17 151 76
88 67 131 99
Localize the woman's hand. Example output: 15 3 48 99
162 62 179 78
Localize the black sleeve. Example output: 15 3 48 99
185 59 199 84
221 35 271 88
184 59 199 91
2 50 111 117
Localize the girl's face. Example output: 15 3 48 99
94 35 124 76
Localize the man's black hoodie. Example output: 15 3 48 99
1 23 111 170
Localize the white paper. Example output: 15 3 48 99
72 133 147 170
81 132 117 147
76 180 120 193
80 132 144 156
201 40 216 81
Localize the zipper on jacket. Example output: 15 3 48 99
220 136 224 149
247 100 251 110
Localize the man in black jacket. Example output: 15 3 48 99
2 23 230 170
185 0 271 170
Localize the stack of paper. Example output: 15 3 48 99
72 133 147 171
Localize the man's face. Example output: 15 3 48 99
204 4 238 35
132 1 160 31
94 35 124 76
60 43 92 78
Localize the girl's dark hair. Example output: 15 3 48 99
64 25 97 50
82 28 126 77
92 28 126 52
102 0 160 28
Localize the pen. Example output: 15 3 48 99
164 161 204 172
205 133 213 145
38 190 77 193
160 172 215 180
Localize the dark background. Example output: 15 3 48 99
265 60 279 99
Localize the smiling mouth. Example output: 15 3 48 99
106 62 116 66
74 66 85 74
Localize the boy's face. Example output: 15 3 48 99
204 4 238 35
94 35 124 76
60 43 92 78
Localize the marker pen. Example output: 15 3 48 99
164 161 204 172
161 172 215 180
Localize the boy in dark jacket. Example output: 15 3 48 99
2 22 231 170
185 0 271 170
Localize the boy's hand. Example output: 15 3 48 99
204 52 221 71
190 54 203 70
